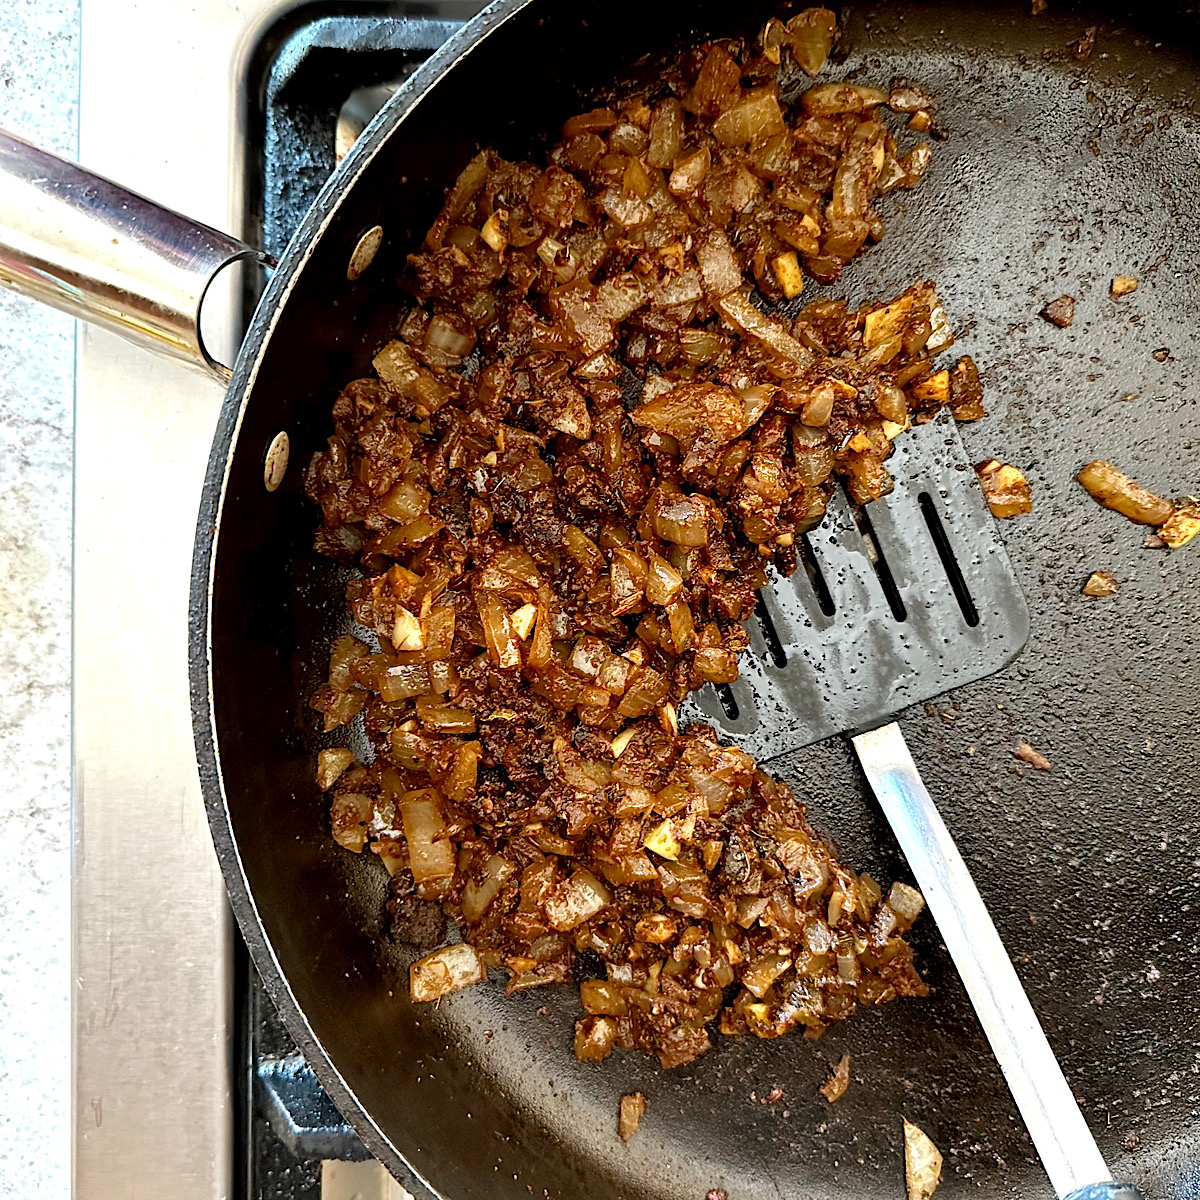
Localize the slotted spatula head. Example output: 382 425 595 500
680 409 1030 759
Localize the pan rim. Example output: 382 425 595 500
188 0 535 1189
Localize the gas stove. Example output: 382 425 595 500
73 5 482 1198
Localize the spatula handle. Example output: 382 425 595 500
852 722 1140 1200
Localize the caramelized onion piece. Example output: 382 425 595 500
618 1092 647 1142
400 790 456 885
1077 460 1172 526
785 8 838 76
316 748 354 791
976 459 1032 518
410 943 486 1002
717 292 812 363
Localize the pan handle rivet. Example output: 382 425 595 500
348 224 383 281
264 431 290 492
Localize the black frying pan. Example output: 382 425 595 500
10 0 1200 1196
197 3 1200 1197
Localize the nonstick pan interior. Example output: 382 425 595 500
196 2 1200 1197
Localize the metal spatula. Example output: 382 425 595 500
680 410 1138 1200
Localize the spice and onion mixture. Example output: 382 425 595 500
303 11 980 1068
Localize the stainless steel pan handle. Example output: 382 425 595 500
0 129 269 382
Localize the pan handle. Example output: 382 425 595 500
0 129 270 383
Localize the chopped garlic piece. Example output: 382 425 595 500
1159 504 1200 549
772 250 804 299
1082 570 1120 597
644 818 681 860
909 370 950 405
976 459 1033 518
392 606 424 651
480 209 508 253
1111 275 1138 298
618 1092 647 1142
610 726 637 758
634 912 676 944
510 602 537 640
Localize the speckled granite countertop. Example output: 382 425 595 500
0 2 78 1195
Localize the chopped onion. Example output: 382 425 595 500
327 635 368 692
380 663 430 702
716 292 812 364
461 854 515 922
399 789 456 884
713 87 786 146
425 312 476 360
785 8 837 76
380 479 431 523
372 339 421 392
410 942 486 1002
652 496 710 547
415 694 476 733
330 793 371 852
695 230 743 298
477 593 521 669
887 882 925 929
574 1016 617 1062
441 741 480 804
801 83 888 116
645 552 683 606
742 952 791 998
668 146 711 195
316 748 355 791
580 979 628 1015
308 9 945 1075
545 869 611 931
647 98 684 168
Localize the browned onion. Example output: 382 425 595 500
305 8 959 1072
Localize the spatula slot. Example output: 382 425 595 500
918 491 980 628
798 534 836 616
680 411 1029 759
848 496 908 623
753 595 788 668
